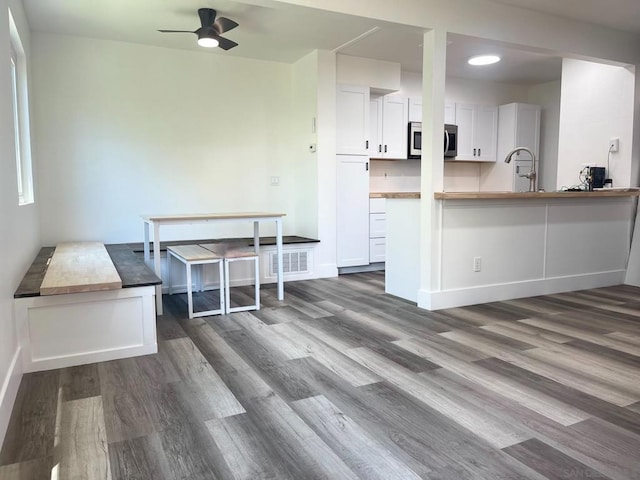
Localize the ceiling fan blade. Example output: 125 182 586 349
158 29 195 33
214 17 238 34
216 36 238 51
198 8 216 28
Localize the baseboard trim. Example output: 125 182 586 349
0 347 22 452
338 263 385 275
418 270 626 310
24 344 157 373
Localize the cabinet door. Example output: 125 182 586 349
382 95 408 159
444 102 456 124
369 239 386 263
336 85 369 155
514 160 533 192
336 155 370 267
454 103 476 160
369 97 383 156
474 105 498 162
409 97 422 122
515 104 541 158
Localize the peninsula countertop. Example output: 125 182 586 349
434 188 640 200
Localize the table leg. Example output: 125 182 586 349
253 221 260 255
276 218 284 300
143 221 150 264
153 222 163 315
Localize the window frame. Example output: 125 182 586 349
9 8 33 206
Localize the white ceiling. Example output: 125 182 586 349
21 0 636 84
488 0 640 35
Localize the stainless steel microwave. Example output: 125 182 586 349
408 122 458 159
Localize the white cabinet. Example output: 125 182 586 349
444 101 456 124
514 160 533 192
498 102 541 191
454 103 498 162
409 97 422 122
337 155 370 267
371 95 408 159
369 198 386 263
337 84 370 155
409 98 456 124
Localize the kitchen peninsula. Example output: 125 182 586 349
386 189 640 310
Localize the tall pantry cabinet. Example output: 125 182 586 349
480 102 541 192
336 84 370 267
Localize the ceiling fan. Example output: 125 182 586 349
158 8 239 50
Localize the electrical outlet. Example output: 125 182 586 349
609 138 619 152
473 257 482 272
270 176 280 186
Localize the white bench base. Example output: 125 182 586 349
14 286 157 373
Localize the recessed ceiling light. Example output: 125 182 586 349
468 55 501 66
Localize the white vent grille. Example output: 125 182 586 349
270 250 309 275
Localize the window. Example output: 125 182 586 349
9 9 33 205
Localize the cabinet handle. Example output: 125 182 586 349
378 144 382 153
366 140 369 149
384 145 388 153
473 148 477 156
478 148 481 156
366 162 369 171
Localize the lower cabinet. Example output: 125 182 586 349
369 198 386 263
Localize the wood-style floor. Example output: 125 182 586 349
2 272 640 479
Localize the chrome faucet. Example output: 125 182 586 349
505 147 536 192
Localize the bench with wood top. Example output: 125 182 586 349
14 242 160 372
39 242 122 295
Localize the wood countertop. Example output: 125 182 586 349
370 192 421 199
434 189 640 200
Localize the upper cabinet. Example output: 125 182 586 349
336 84 370 155
444 102 456 124
409 97 422 122
454 103 498 162
409 98 455 124
371 95 409 159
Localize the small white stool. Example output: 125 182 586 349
166 244 225 318
200 243 260 314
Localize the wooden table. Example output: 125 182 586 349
141 213 286 315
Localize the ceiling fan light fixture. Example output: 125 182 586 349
197 34 219 48
468 54 501 66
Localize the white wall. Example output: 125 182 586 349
336 54 401 92
370 160 421 192
528 80 561 192
445 77 530 106
0 0 41 449
314 50 339 277
32 33 299 245
557 59 635 189
292 51 319 239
